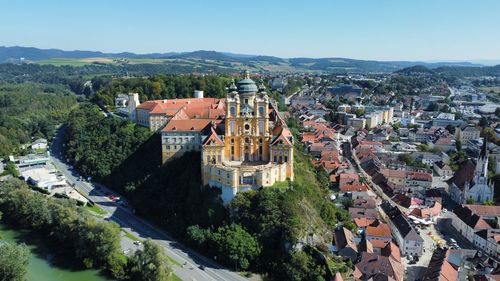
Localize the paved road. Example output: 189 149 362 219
50 126 248 281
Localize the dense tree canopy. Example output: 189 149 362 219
0 83 76 157
0 179 173 280
0 242 30 281
65 104 152 179
128 240 172 281
93 75 231 106
0 179 123 274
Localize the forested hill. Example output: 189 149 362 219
63 105 354 280
435 64 500 77
395 64 500 77
0 46 487 73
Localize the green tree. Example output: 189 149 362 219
354 108 365 117
186 225 211 247
281 250 326 281
0 242 30 281
211 224 261 270
446 124 456 134
418 143 429 152
74 218 123 268
484 199 494 206
479 116 489 128
3 161 19 177
128 239 172 281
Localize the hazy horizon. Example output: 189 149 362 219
1 0 500 61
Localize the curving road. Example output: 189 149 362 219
50 126 248 281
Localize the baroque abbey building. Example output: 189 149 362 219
128 72 294 202
201 73 294 202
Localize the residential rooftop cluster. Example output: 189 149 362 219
287 72 500 280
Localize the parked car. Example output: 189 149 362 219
199 265 206 270
133 241 142 246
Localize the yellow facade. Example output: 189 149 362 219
201 73 294 203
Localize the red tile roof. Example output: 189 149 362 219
162 119 214 132
366 223 392 238
464 204 500 217
355 252 404 281
340 183 368 192
370 239 390 249
406 171 433 182
354 218 377 228
202 127 224 146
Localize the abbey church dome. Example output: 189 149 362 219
237 72 258 93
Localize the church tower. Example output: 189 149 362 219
475 138 489 179
465 138 494 203
224 71 270 162
202 70 294 203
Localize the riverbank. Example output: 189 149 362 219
0 223 113 281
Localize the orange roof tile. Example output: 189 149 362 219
340 183 368 192
353 218 376 228
162 119 214 132
464 205 500 217
202 127 224 146
366 223 392 238
369 239 390 249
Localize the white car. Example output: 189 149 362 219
133 240 142 246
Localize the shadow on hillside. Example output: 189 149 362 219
102 133 162 193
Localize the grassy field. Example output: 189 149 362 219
32 56 311 73
169 273 182 281
36 58 95 66
121 229 140 241
480 86 500 94
85 204 107 215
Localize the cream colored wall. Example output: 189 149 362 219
136 108 150 128
161 131 201 163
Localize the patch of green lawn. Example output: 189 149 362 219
169 273 183 281
86 204 107 215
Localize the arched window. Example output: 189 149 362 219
230 106 236 116
230 121 236 135
259 106 264 116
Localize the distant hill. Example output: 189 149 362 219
435 64 500 77
395 65 436 75
0 46 179 61
0 45 490 73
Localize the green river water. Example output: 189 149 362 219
0 223 112 281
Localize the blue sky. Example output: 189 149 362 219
1 0 499 61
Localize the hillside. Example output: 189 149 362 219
0 46 488 74
63 105 352 280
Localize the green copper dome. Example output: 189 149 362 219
237 71 258 93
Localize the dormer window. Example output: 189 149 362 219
244 98 249 104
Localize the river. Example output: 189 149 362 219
0 223 113 281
